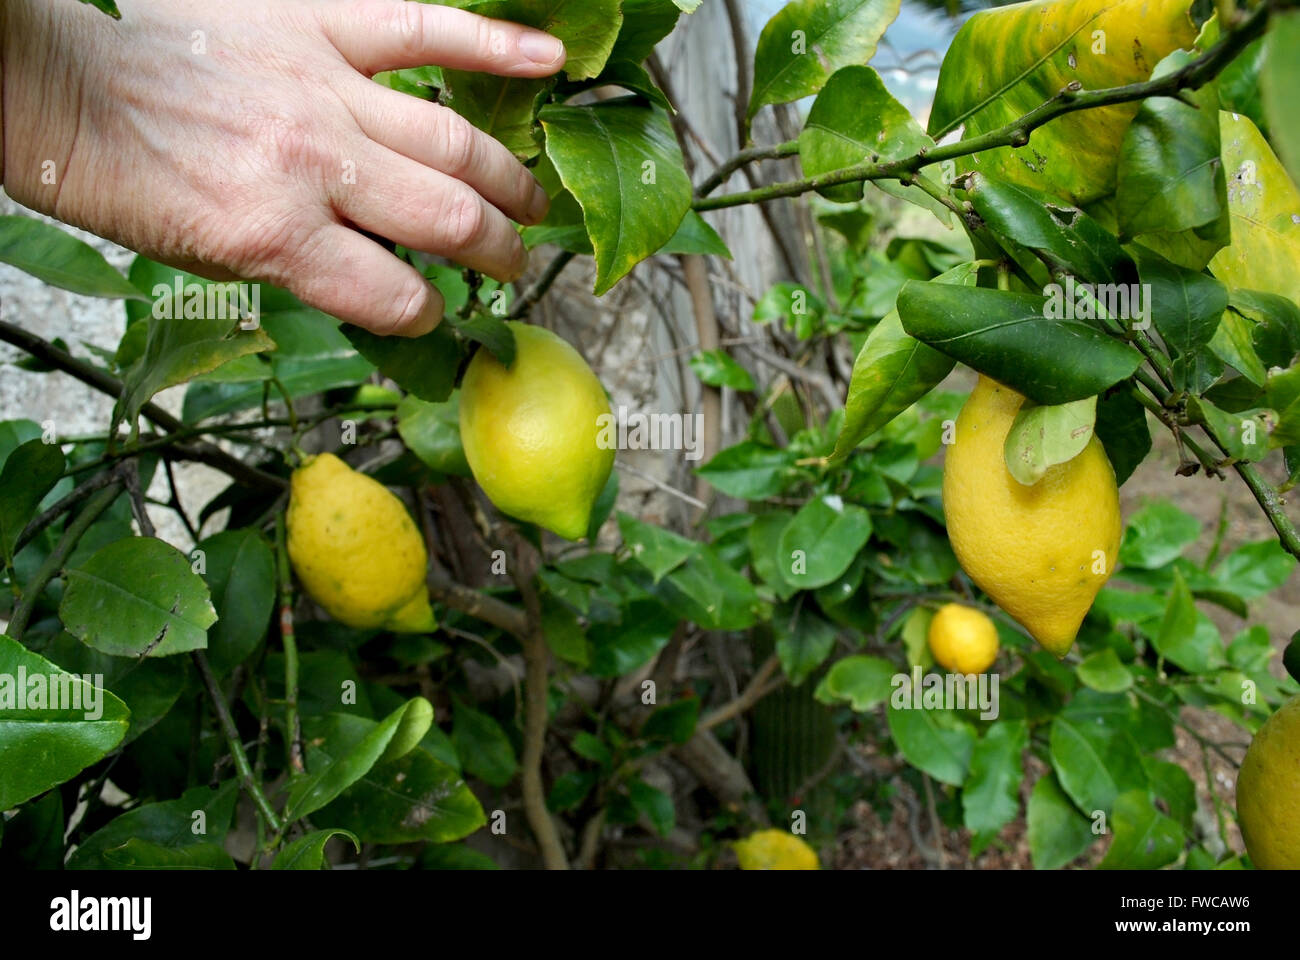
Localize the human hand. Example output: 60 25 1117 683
0 0 566 335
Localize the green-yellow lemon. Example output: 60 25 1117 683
287 452 436 633
942 375 1122 658
733 829 819 870
1236 696 1300 869
927 603 999 674
459 322 614 540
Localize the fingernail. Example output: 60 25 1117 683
527 182 550 224
408 288 444 337
518 31 564 65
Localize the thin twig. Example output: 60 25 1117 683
275 514 304 775
507 250 577 320
699 653 783 732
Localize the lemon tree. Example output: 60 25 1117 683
1 0 1299 874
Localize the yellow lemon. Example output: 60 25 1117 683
1236 696 1300 869
459 322 614 540
733 829 819 870
286 453 436 633
942 376 1122 657
927 603 999 674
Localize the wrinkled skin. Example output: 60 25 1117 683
0 0 565 335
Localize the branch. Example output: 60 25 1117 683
509 538 569 870
275 514 305 774
507 250 576 320
426 569 529 637
0 321 286 492
698 653 783 732
7 481 124 639
192 649 284 835
692 1 1275 213
13 461 131 556
680 255 721 505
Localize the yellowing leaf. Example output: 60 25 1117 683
1208 111 1300 299
929 0 1196 205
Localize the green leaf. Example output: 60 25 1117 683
0 439 64 565
1094 388 1151 486
1049 707 1147 815
115 311 274 432
656 210 732 258
617 512 698 582
60 537 217 658
1099 789 1184 869
540 98 691 295
78 0 122 17
68 781 237 869
1115 50 1227 243
40 631 185 745
1119 499 1200 569
1261 10 1300 184
451 698 518 787
0 790 65 869
1154 569 1225 674
1208 306 1268 386
799 65 948 217
658 548 767 630
587 466 619 540
572 731 613 767
312 744 485 844
962 720 1028 837
886 704 976 786
1267 365 1300 448
447 313 517 367
777 494 872 589
897 282 1141 406
1212 540 1297 599
1003 396 1096 486
1076 648 1133 693
588 599 678 676
1190 399 1270 462
397 394 471 476
548 770 597 812
342 324 461 403
747 0 901 123
540 591 589 667
642 697 699 744
1135 248 1229 394
271 829 360 870
1143 757 1196 830
689 350 755 391
417 843 499 870
440 71 551 160
1284 635 1300 685
928 0 1197 205
1027 774 1095 869
773 603 838 686
627 778 674 836
286 698 435 819
830 262 978 461
814 655 896 711
696 442 797 500
753 283 827 336
965 176 1132 283
0 635 130 809
452 0 623 79
609 0 683 64
196 529 275 673
0 215 144 298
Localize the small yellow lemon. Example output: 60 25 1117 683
1236 696 1300 869
459 322 614 540
928 603 999 674
733 829 819 870
942 376 1122 658
286 453 436 633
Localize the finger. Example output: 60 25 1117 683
274 224 445 337
331 141 529 283
322 0 566 77
345 81 549 225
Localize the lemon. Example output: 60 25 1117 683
928 603 999 674
733 829 819 870
286 453 436 632
459 322 614 540
1236 696 1300 869
942 375 1122 658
